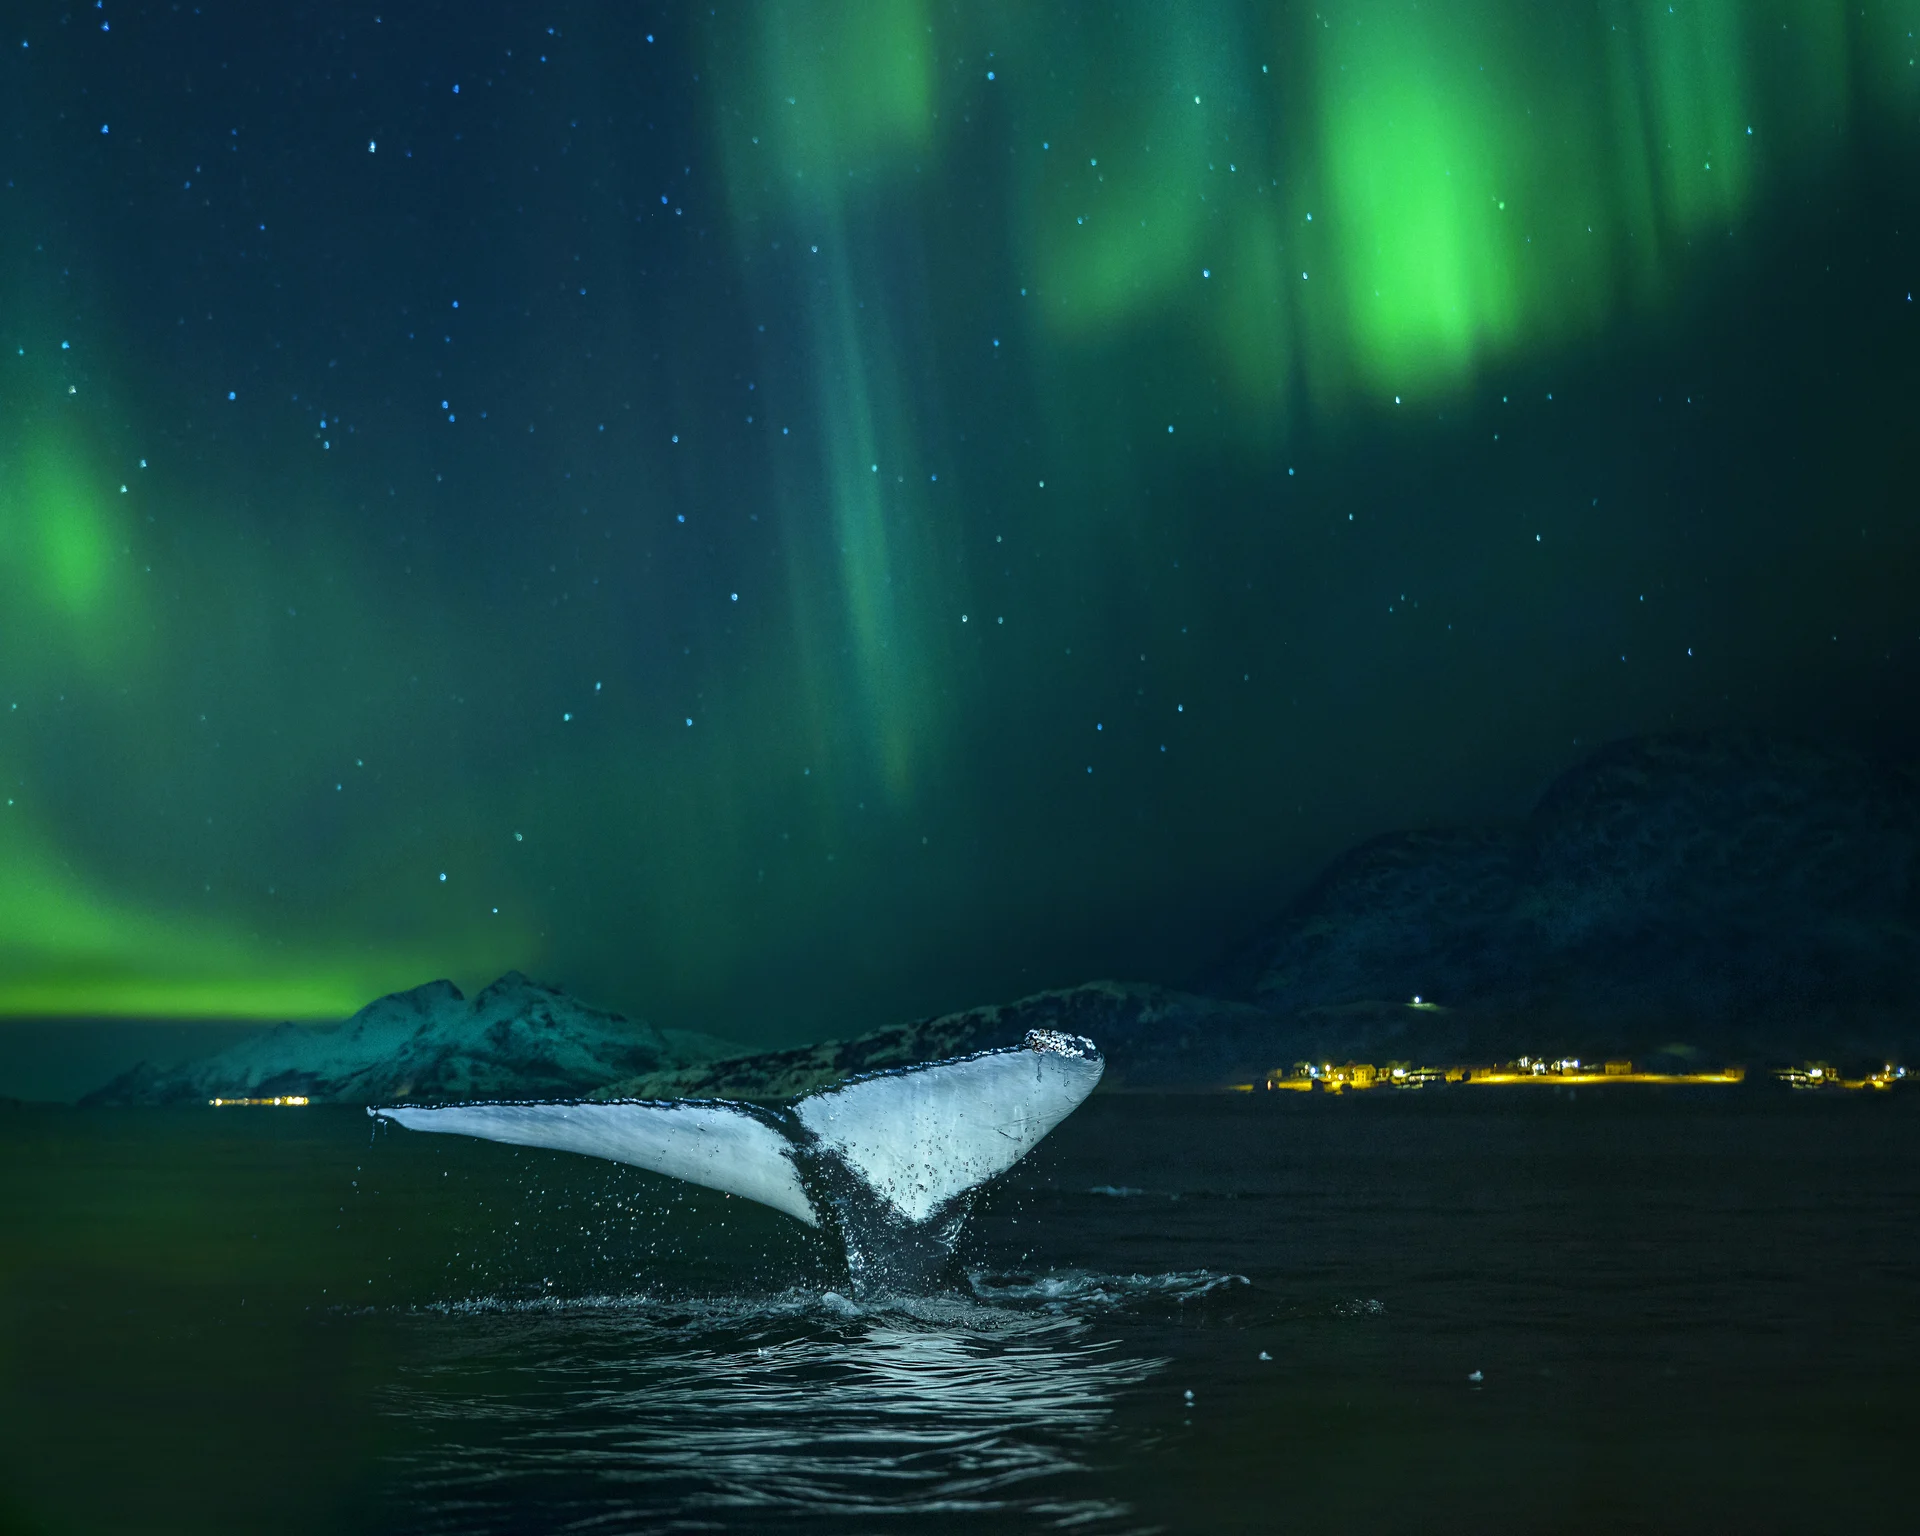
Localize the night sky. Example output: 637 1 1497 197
2 2 1917 1047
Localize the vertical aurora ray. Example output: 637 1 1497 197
711 0 952 805
807 240 940 800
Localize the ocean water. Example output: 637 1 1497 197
3 1090 1916 1534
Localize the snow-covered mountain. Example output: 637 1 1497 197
83 972 737 1106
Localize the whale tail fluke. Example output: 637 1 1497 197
372 1030 1103 1236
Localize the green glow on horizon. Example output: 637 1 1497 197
0 975 412 1022
0 825 449 1019
0 353 533 1021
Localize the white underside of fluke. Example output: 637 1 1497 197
793 1041 1103 1223
375 1099 819 1224
372 1031 1103 1228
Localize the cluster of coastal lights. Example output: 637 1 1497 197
1280 1059 1750 1090
208 1096 309 1107
1278 1004 1757 1090
1781 1064 1909 1091
1279 1031 1912 1093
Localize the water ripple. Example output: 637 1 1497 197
383 1280 1204 1532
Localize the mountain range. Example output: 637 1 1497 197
83 731 1920 1105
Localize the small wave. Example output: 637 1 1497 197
1332 1297 1388 1318
1085 1184 1147 1198
418 1291 658 1316
410 1285 884 1330
406 1282 1143 1335
969 1268 1249 1311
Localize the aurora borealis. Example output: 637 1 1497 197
2 2 1916 1042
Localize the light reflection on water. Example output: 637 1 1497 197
384 1277 1217 1532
